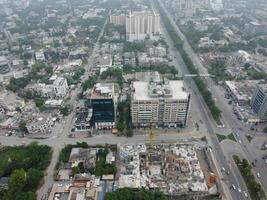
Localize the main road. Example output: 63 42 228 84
158 0 267 194
152 0 253 199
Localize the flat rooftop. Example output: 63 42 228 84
90 83 114 99
132 80 188 101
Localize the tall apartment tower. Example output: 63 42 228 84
126 10 160 41
131 80 190 128
251 84 267 120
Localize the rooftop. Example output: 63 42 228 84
90 83 114 99
132 80 188 101
258 84 267 93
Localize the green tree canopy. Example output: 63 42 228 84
8 168 26 193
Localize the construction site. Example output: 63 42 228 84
117 136 222 199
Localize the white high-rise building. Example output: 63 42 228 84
209 0 223 12
131 80 190 127
126 10 161 41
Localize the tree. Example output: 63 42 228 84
15 192 35 200
78 162 85 173
117 122 125 132
19 120 28 133
115 188 134 200
126 129 133 137
15 107 22 113
8 169 26 193
60 105 70 116
72 166 80 175
104 192 118 200
26 168 43 190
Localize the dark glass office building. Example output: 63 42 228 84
91 98 115 122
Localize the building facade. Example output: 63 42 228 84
53 77 69 98
126 10 160 41
89 83 116 129
110 14 125 26
131 80 190 128
251 84 267 120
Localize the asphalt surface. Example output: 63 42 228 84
0 2 265 200
153 0 256 199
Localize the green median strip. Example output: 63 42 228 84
233 155 266 200
216 133 237 142
155 0 221 123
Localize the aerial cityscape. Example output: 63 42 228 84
0 0 266 199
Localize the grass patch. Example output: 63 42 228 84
246 135 253 143
216 133 227 142
228 133 237 142
217 133 237 142
233 155 266 200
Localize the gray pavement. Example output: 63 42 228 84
153 0 256 199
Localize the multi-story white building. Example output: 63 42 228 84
209 0 223 12
26 77 68 99
53 77 68 98
251 84 267 120
35 50 45 62
131 80 190 127
110 14 125 26
126 10 161 41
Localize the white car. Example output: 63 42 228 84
244 191 248 197
238 188 241 193
257 172 261 178
231 184 236 190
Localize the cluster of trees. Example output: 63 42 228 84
156 0 221 122
246 68 267 80
233 155 266 200
72 162 86 175
82 77 96 92
60 105 71 116
258 39 267 48
100 67 123 88
57 142 90 165
56 143 117 177
0 142 52 200
19 120 28 133
7 62 53 92
124 42 146 52
117 101 133 137
180 21 204 50
257 48 267 57
104 188 168 200
219 40 257 53
208 60 231 81
68 68 85 85
18 90 47 111
94 148 117 176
